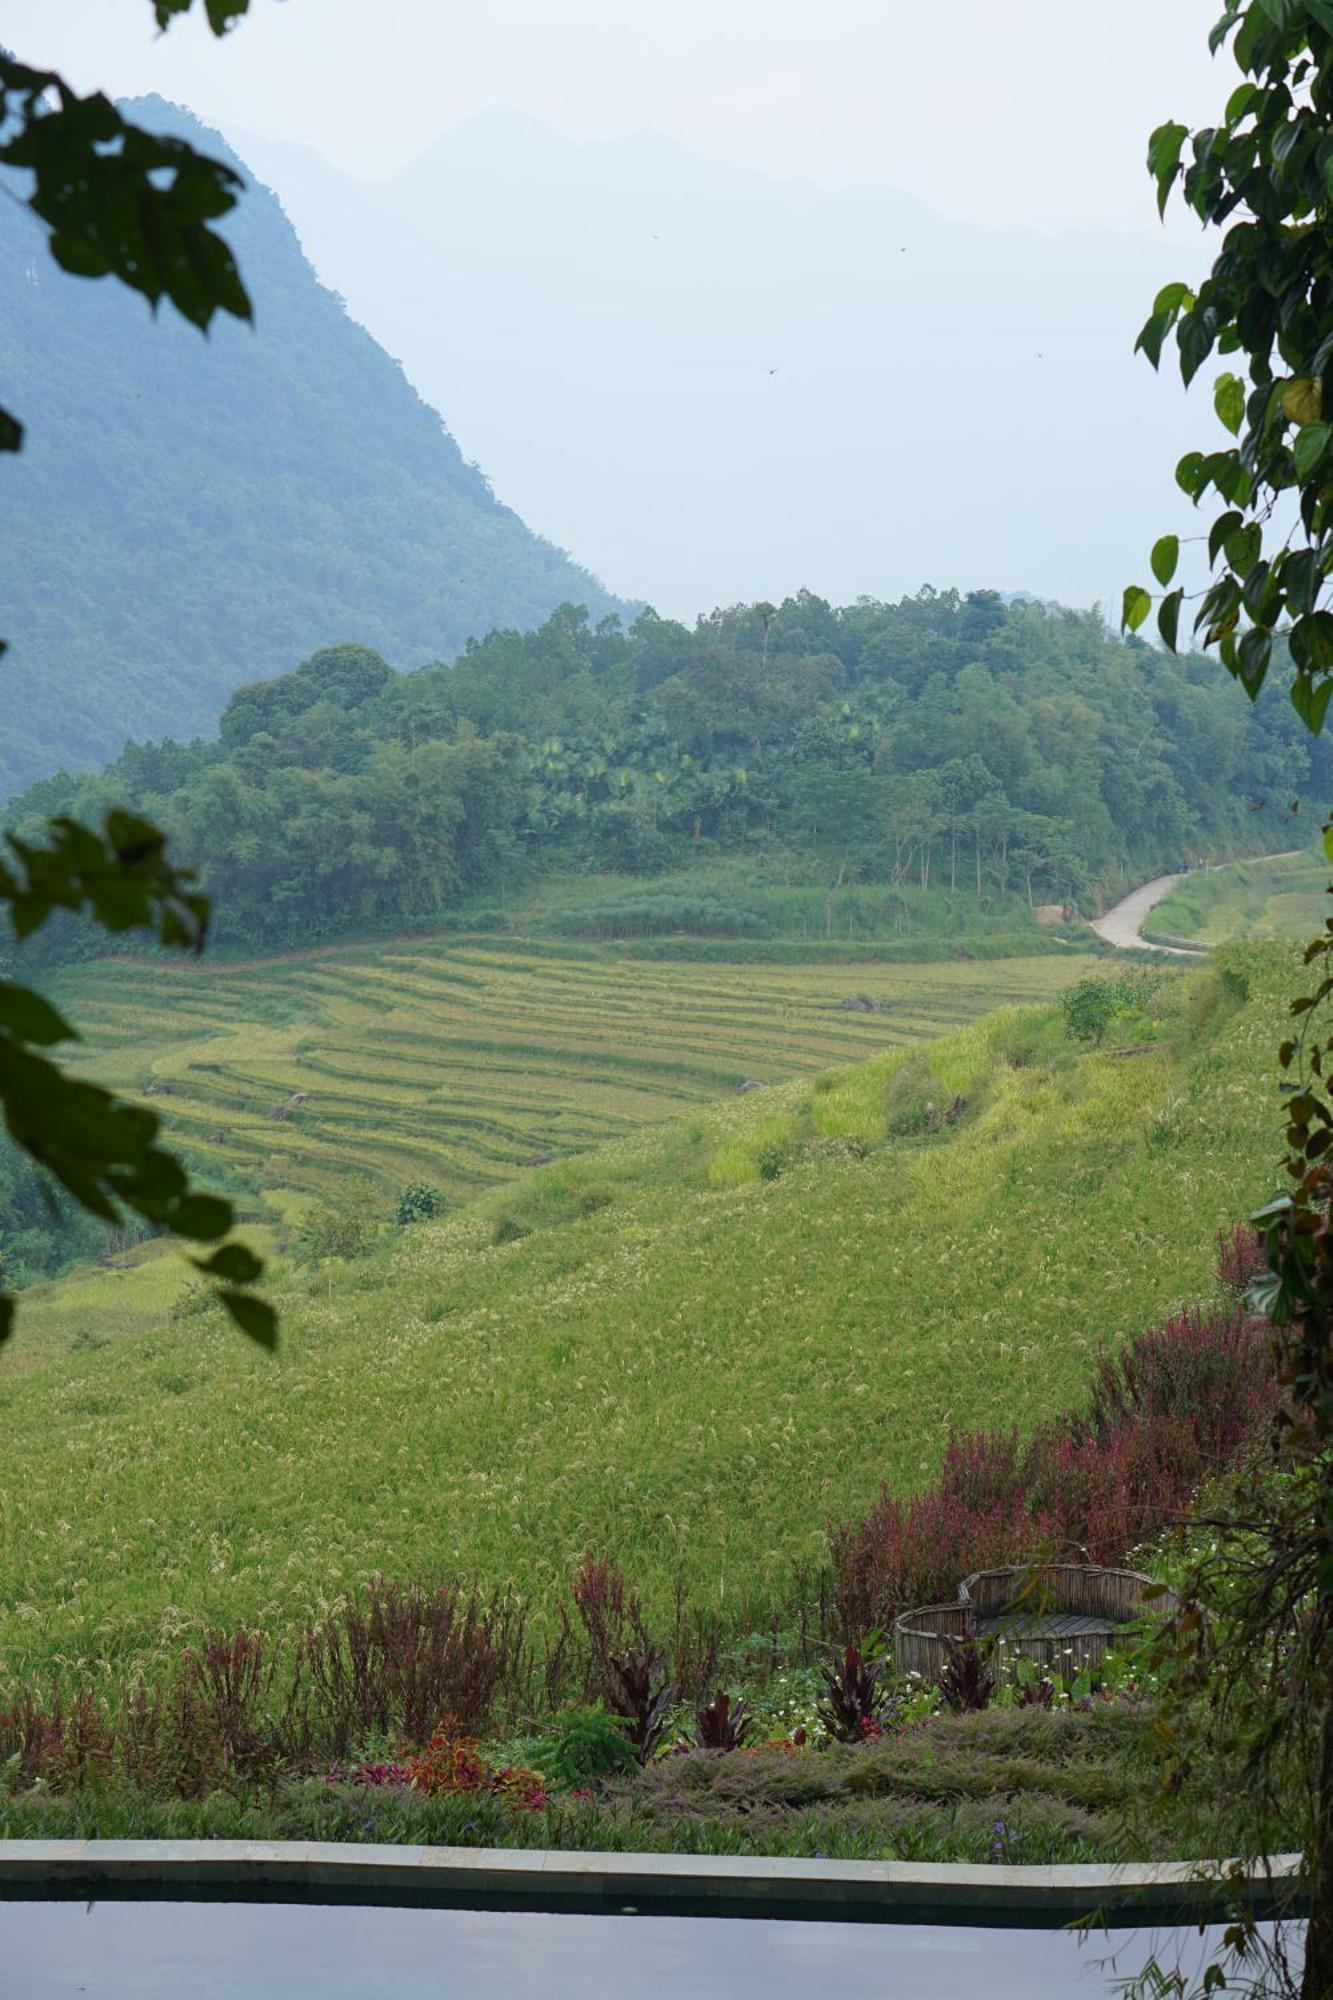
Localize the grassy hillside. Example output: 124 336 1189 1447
0 945 1291 1688
1149 847 1328 944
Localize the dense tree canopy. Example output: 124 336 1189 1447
12 589 1329 959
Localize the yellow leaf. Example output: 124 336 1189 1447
1282 376 1323 426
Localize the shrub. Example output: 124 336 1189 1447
548 896 768 940
1215 1222 1267 1300
298 1577 528 1755
293 1181 381 1264
1060 978 1119 1045
492 1214 530 1246
532 1705 639 1788
883 1055 942 1136
395 1182 448 1227
939 1637 996 1715
407 1721 547 1811
817 1643 895 1743
569 1555 675 1763
695 1690 753 1752
1060 969 1165 1047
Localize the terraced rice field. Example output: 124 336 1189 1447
52 938 1095 1210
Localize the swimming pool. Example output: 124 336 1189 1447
0 1902 1300 2000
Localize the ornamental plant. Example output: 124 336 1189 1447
407 1720 547 1811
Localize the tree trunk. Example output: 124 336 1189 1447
1304 1690 1333 1994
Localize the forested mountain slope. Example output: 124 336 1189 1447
12 587 1331 958
0 97 619 799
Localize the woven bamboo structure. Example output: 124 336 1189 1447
893 1563 1179 1685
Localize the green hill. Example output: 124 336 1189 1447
0 944 1290 1685
10 589 1331 963
0 96 620 798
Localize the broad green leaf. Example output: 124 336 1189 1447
1290 673 1333 734
1147 121 1188 215
1152 280 1194 317
1292 610 1333 671
1122 585 1153 633
1257 0 1302 24
153 1 253 36
1151 534 1180 586
1282 376 1323 426
192 1242 264 1285
1209 8 1240 54
219 1289 279 1350
1293 421 1333 481
1224 82 1258 124
1283 547 1320 615
1135 307 1173 370
1209 509 1244 565
1158 588 1184 653
1176 451 1207 499
0 984 76 1047
1237 626 1272 694
1214 371 1245 436
0 406 22 454
1179 308 1217 386
171 1192 234 1241
1223 522 1262 576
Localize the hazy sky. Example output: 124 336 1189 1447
11 0 1226 235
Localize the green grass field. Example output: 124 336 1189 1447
1149 847 1329 944
0 944 1293 1689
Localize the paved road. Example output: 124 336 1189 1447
1090 874 1206 955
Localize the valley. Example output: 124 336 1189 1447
0 944 1281 1686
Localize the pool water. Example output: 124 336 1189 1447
0 1903 1295 1999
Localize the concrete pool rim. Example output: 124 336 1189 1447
0 1841 1305 1928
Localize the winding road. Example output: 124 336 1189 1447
1090 874 1207 956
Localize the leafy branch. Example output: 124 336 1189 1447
0 0 271 1348
0 814 273 1348
1125 2 1333 734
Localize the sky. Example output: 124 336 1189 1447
11 0 1227 236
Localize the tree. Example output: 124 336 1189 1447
1125 8 1333 1992
0 1 273 1345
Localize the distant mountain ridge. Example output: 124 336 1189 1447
0 96 621 798
226 109 1209 620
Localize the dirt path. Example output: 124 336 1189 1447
1090 875 1208 956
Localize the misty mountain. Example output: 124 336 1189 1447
0 97 620 799
228 110 1209 622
